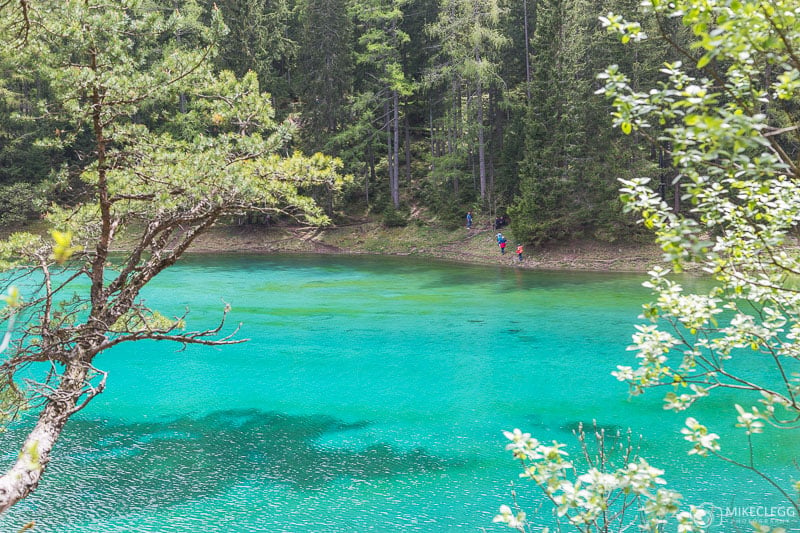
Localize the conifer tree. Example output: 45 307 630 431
0 0 343 510
347 0 412 209
509 0 662 244
427 0 507 204
207 0 298 107
295 0 354 150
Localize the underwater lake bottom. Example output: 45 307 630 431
1 254 796 531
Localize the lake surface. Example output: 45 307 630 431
0 254 797 531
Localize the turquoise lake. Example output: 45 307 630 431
0 254 797 531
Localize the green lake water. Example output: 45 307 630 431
0 254 797 531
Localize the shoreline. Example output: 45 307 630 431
4 220 670 273
183 223 668 273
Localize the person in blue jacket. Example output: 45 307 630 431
496 232 507 254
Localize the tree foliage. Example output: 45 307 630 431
604 0 800 511
0 0 704 242
508 0 664 245
293 0 355 150
426 0 507 205
348 0 412 209
207 0 297 96
495 0 800 530
603 0 800 429
0 0 343 511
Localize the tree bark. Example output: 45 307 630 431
404 106 411 183
364 162 370 204
429 102 436 171
392 89 400 208
523 0 532 103
368 143 376 203
385 98 393 206
476 78 486 201
0 360 90 512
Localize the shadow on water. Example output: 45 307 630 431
2 409 446 525
561 420 624 436
174 253 650 293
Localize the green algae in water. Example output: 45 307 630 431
0 254 797 532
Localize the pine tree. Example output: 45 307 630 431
427 0 507 205
295 0 354 150
509 0 664 244
0 0 344 509
347 0 412 209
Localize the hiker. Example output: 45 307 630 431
466 211 473 229
497 232 507 254
516 244 524 262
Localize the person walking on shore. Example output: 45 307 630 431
516 244 524 262
497 232 507 254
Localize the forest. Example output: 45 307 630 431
0 0 696 245
0 1 799 528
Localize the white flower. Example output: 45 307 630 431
735 404 764 435
676 505 708 532
681 417 720 456
503 428 540 460
493 504 526 529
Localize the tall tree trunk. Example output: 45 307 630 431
385 98 394 208
523 0 532 103
404 107 411 183
429 102 436 170
454 79 463 142
392 89 400 208
488 86 499 205
449 127 458 197
476 79 486 201
471 148 477 191
363 162 370 205
368 144 376 205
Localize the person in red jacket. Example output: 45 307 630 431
516 244 524 262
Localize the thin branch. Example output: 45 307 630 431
101 44 216 108
99 301 245 353
69 366 107 415
763 125 800 138
710 447 800 515
761 5 800 73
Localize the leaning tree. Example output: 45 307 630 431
0 0 344 511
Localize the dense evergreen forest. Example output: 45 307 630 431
0 0 693 245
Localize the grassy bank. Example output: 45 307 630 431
0 218 667 272
186 221 666 272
